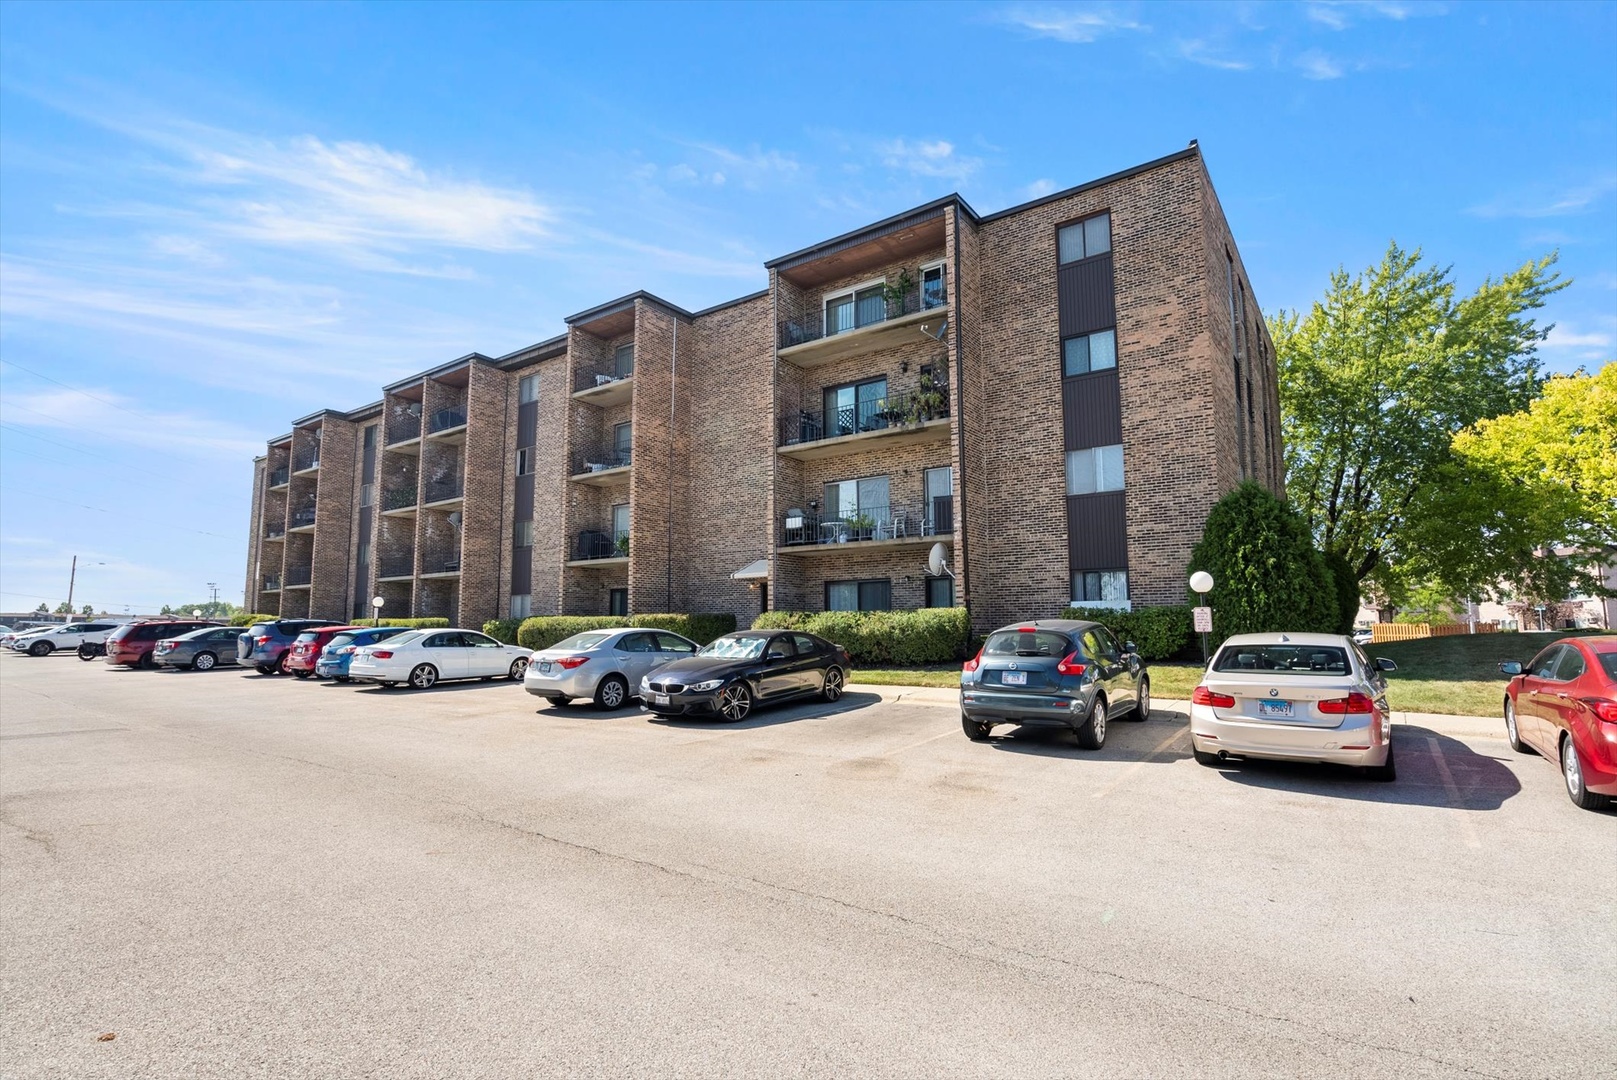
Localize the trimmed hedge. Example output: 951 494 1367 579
482 619 523 645
1062 605 1192 660
749 607 970 665
630 612 737 645
513 613 738 651
230 613 276 627
376 617 450 630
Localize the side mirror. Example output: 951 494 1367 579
1498 661 1523 676
767 650 787 661
1374 657 1397 672
1124 641 1138 655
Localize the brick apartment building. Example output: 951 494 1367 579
244 142 1283 633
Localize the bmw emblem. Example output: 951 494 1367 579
1269 688 1279 697
1009 663 1018 670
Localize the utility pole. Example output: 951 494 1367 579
65 555 77 623
207 582 219 607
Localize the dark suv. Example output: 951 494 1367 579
238 619 347 674
105 619 221 668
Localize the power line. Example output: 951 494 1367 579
0 358 154 422
0 423 102 458
0 486 238 540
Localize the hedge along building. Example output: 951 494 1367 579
244 141 1282 633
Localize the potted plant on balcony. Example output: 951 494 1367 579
615 535 630 557
883 269 916 318
846 512 875 540
900 358 950 425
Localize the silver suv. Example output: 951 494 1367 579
10 621 124 657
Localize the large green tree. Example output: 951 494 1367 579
1270 243 1566 603
1187 481 1337 640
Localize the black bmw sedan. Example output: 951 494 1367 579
641 630 853 722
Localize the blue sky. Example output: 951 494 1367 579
1 0 1613 615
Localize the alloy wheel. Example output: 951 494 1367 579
718 684 752 722
1563 738 1584 799
194 652 216 671
1137 680 1151 720
598 677 626 709
410 664 437 690
509 657 528 680
822 667 844 702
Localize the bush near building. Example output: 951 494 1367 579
751 608 969 665
501 613 739 651
376 618 450 630
1061 605 1192 660
230 613 276 627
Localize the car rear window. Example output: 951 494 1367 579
328 634 356 649
984 630 1071 658
1214 645 1350 675
553 631 615 651
1600 653 1617 682
247 624 272 637
382 632 422 648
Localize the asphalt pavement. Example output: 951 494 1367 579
2 653 1613 1078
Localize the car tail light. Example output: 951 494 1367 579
962 646 984 674
255 635 270 646
339 646 356 655
1319 692 1374 714
1056 651 1086 676
556 656 589 670
1585 698 1617 724
372 650 393 660
1192 686 1236 708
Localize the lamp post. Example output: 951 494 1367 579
1189 571 1215 665
371 595 385 628
192 609 203 620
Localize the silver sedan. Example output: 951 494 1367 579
1188 632 1399 781
525 628 699 710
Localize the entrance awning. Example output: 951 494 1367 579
730 559 769 581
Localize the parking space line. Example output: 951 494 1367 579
1425 736 1483 851
884 729 958 757
1091 725 1188 799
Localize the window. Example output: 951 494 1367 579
510 594 531 619
1065 444 1125 495
656 633 697 655
1553 646 1587 682
516 447 533 475
823 378 888 436
824 279 887 336
1057 213 1111 264
620 632 657 653
519 373 540 404
363 424 376 450
611 503 629 544
514 521 533 548
920 262 947 309
613 421 632 462
926 576 955 608
1072 570 1129 604
792 634 820 656
608 588 628 617
826 579 890 612
823 475 890 521
360 483 374 508
1062 328 1118 377
614 343 635 379
357 542 370 567
924 466 953 533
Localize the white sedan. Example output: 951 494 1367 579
348 628 530 690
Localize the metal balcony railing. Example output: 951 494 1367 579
383 487 417 511
572 446 632 474
386 404 423 444
290 508 317 528
265 523 286 540
263 576 282 592
268 466 290 487
428 407 466 434
294 455 320 472
424 479 464 503
777 284 944 350
285 567 312 587
574 530 629 561
779 501 950 547
379 556 414 579
778 396 949 447
423 551 461 574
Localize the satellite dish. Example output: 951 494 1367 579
931 317 949 341
447 511 463 529
927 542 953 579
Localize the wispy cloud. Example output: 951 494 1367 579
1 386 264 458
1175 39 1252 71
994 5 1148 43
1466 176 1617 219
1021 178 1059 199
1305 1 1430 31
878 138 981 183
1294 48 1345 79
1542 324 1614 352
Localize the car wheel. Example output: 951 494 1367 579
28 641 52 657
1562 734 1605 810
508 657 528 680
1075 695 1107 750
293 669 311 680
821 666 845 702
962 715 991 741
408 664 438 690
255 664 274 675
193 652 217 672
544 695 572 707
595 675 629 711
1191 737 1222 767
1360 741 1397 783
77 644 98 661
1504 697 1532 754
716 683 753 723
274 653 289 675
1130 676 1151 721
335 675 350 683
138 651 157 669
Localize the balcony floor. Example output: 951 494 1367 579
425 425 468 445
385 438 422 456
778 416 950 461
564 556 629 569
569 465 631 487
571 376 634 408
779 304 950 369
776 533 938 558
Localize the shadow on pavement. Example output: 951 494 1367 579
647 691 884 731
985 710 1191 763
354 679 526 696
1207 726 1522 809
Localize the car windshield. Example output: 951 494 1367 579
1214 644 1350 675
553 632 616 651
699 636 768 660
327 634 355 649
984 630 1070 658
1599 652 1617 682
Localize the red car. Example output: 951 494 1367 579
1500 635 1617 810
105 618 220 668
284 625 364 679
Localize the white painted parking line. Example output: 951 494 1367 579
1426 735 1483 850
883 728 958 757
1091 724 1189 799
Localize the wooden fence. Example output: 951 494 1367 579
1369 622 1499 643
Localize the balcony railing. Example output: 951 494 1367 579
777 285 944 350
262 575 282 592
290 508 317 528
777 396 951 447
423 551 461 574
572 446 632 474
386 404 423 445
265 523 286 540
383 487 418 511
268 466 290 488
424 479 464 504
574 530 629 561
285 567 312 587
379 556 414 579
779 501 950 547
428 407 466 434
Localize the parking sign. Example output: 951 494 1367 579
1193 606 1213 633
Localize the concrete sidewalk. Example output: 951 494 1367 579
845 682 1503 739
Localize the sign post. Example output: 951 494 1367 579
1189 571 1215 665
371 595 385 629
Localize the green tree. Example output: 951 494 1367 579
54 601 72 614
80 604 94 616
161 600 240 619
33 602 49 614
1187 481 1336 640
1271 243 1566 601
1321 550 1361 634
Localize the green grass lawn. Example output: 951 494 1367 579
851 631 1605 718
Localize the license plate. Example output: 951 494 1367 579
1258 700 1294 718
538 662 553 674
651 693 670 705
1002 671 1027 686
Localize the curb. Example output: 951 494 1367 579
846 683 1504 739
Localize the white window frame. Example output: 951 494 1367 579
822 276 887 336
1066 444 1125 496
510 593 531 619
919 259 947 309
516 447 533 476
518 373 539 404
1071 570 1130 609
514 520 534 548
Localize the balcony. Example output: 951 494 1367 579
567 529 629 567
386 405 424 451
293 455 320 475
778 500 951 556
777 399 950 461
267 466 290 489
421 551 462 578
377 556 414 581
426 407 468 443
778 287 949 369
262 575 282 593
422 479 464 507
571 372 634 408
289 507 318 532
569 446 632 485
381 487 418 515
284 567 313 588
264 523 286 541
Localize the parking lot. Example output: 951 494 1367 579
2 654 1613 1079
